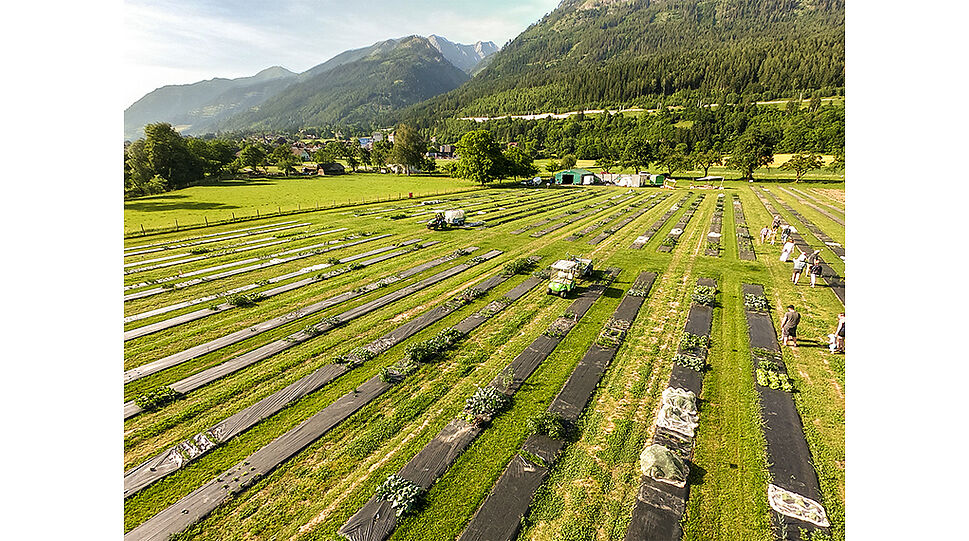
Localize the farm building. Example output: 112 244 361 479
554 168 601 185
316 162 346 175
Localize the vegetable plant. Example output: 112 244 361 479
375 474 423 517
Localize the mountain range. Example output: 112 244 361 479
123 35 498 140
125 0 845 141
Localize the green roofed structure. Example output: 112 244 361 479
554 168 601 185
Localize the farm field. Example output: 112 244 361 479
123 180 846 541
124 174 482 234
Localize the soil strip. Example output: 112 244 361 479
123 241 438 341
657 195 706 253
733 194 757 260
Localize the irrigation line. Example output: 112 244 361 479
338 268 621 541
624 278 717 540
123 241 439 341
124 258 539 541
124 220 302 252
123 234 392 301
123 250 504 420
124 222 311 257
457 271 657 541
124 228 349 275
742 284 831 539
123 257 541 499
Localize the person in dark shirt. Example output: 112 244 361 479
809 260 824 288
780 305 801 347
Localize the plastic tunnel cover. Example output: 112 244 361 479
639 444 689 488
767 483 830 527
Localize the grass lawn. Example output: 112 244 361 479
124 173 482 234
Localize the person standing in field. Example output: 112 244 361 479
760 226 770 244
808 250 822 265
792 252 808 284
780 225 791 243
780 305 801 347
809 259 823 287
770 215 781 244
833 313 845 352
780 238 796 262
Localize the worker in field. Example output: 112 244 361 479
780 305 801 347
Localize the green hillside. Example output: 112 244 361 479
398 0 845 127
216 36 470 133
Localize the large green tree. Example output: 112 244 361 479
271 144 300 175
238 143 268 173
781 153 823 182
389 124 427 174
726 128 776 179
143 122 202 188
503 143 538 179
455 129 506 184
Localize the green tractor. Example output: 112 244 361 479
547 257 593 297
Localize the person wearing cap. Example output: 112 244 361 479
780 305 801 347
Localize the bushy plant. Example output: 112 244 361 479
691 285 717 306
375 474 423 516
680 332 710 352
134 386 181 411
743 294 770 312
404 329 463 364
188 247 212 254
526 411 570 439
673 353 706 372
501 258 537 276
389 213 408 220
224 292 264 308
463 386 510 423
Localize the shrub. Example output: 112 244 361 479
319 315 342 327
389 213 408 220
375 474 423 517
526 411 570 439
224 293 264 308
404 329 463 364
501 258 537 276
463 386 510 423
134 387 181 411
661 236 677 247
188 247 212 254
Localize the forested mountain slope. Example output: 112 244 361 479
397 0 845 127
215 36 471 133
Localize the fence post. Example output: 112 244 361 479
205 216 208 226
141 224 145 235
257 209 259 218
174 218 178 230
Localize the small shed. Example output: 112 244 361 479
644 173 666 186
316 162 346 176
554 168 600 185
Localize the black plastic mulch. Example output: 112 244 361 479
457 272 656 541
742 283 830 540
629 193 692 249
624 278 716 541
338 269 621 541
750 188 844 305
123 249 505 420
124 259 543 541
733 194 757 261
657 194 706 253
770 188 845 259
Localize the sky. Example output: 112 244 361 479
124 0 562 108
